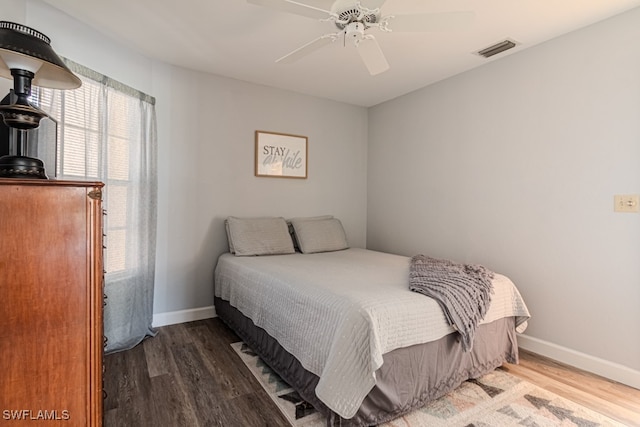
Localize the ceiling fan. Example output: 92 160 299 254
247 0 475 75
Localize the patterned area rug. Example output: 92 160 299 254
231 342 625 427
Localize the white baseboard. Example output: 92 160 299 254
152 306 216 327
518 334 640 390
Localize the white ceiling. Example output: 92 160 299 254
43 0 640 107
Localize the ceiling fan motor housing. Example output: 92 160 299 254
335 6 379 29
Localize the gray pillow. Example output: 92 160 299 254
225 219 236 253
287 215 333 250
226 216 295 256
290 218 349 254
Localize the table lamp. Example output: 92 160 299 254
0 21 81 179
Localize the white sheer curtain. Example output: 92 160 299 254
34 59 157 353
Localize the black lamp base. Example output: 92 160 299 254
0 155 48 179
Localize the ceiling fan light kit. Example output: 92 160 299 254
248 0 475 75
345 22 365 41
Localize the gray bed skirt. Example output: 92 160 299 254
214 296 520 426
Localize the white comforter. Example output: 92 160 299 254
214 248 530 419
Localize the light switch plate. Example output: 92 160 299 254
614 194 639 213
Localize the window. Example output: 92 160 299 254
33 82 143 277
31 59 157 352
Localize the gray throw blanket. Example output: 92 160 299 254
409 255 494 351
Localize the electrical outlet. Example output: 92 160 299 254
614 194 640 213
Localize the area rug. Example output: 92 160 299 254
231 342 625 427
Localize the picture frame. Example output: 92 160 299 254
255 130 308 179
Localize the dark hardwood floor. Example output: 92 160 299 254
104 318 290 426
104 318 640 426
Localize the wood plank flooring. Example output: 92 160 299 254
104 318 640 426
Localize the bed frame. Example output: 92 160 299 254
215 296 520 426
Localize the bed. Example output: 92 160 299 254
214 216 530 426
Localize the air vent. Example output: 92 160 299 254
476 39 517 58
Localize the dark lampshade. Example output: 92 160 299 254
0 21 81 179
0 21 81 89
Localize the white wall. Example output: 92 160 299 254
368 7 640 385
14 0 369 321
1 0 26 22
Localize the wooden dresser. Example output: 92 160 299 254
0 179 104 426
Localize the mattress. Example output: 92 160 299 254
214 248 530 419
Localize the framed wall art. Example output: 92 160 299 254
255 130 308 179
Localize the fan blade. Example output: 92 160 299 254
276 34 338 64
387 11 475 32
247 0 331 20
357 36 389 75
